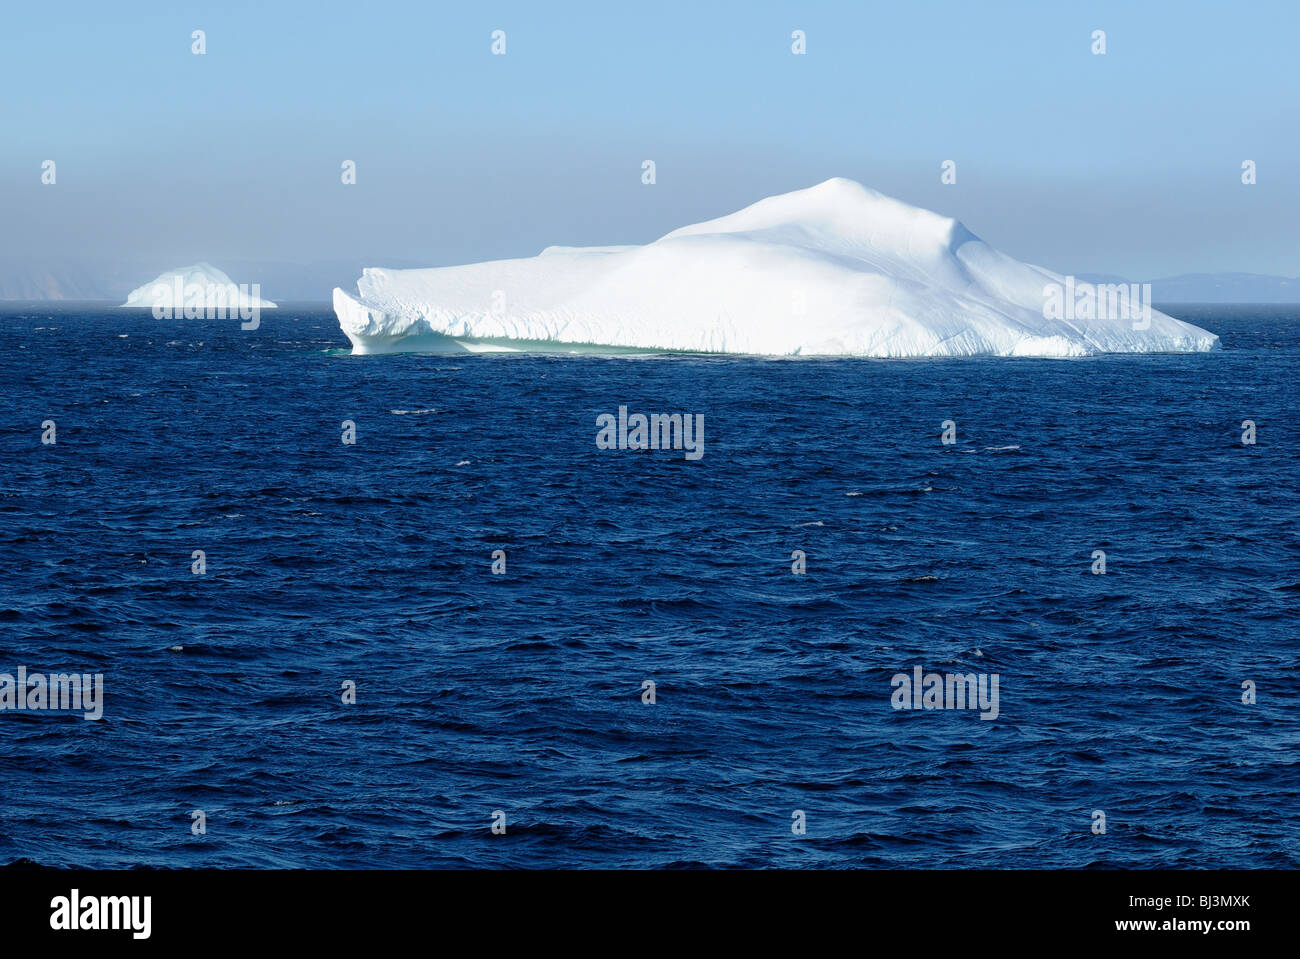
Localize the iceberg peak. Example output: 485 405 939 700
661 177 977 263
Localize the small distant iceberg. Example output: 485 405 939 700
120 263 276 310
333 178 1219 358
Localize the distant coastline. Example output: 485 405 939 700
2 264 1298 306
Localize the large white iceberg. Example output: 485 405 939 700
121 263 276 309
333 179 1218 357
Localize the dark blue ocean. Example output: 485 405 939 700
1 303 1296 869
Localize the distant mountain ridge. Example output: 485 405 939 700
1076 272 1300 303
2 261 1297 305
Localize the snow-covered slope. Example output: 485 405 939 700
121 263 276 309
333 179 1218 357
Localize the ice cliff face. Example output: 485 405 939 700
121 263 276 309
333 179 1218 357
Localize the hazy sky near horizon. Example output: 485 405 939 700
4 0 1298 279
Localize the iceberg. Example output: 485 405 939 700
121 263 276 309
333 179 1218 357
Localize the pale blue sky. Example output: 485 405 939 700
4 0 1297 278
